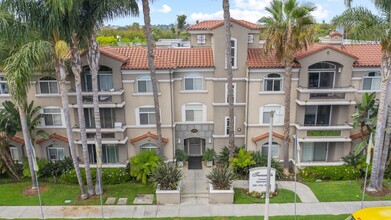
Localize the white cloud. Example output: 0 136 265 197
157 4 172 14
233 0 271 10
311 4 330 21
189 9 266 24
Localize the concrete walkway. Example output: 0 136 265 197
181 167 211 204
233 180 319 203
1 201 390 218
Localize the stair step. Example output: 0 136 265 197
181 193 209 198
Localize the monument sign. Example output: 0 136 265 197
249 167 276 193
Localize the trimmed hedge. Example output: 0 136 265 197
299 165 361 182
59 168 130 185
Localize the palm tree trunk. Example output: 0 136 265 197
368 52 391 191
283 63 293 175
378 102 391 185
142 0 163 154
18 104 37 188
222 0 235 158
0 134 20 180
71 32 94 195
56 63 87 198
87 30 103 195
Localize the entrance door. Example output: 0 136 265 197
184 138 205 156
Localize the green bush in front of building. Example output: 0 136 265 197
299 165 361 182
129 150 162 184
59 168 130 185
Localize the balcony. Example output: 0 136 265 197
296 87 356 105
295 122 352 142
67 89 125 108
72 126 128 145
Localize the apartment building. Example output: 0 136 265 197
2 19 383 167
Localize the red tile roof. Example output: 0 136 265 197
247 44 381 68
187 19 262 30
252 132 285 143
130 131 168 143
330 32 343 37
36 134 68 144
99 46 129 62
101 46 214 70
10 136 24 144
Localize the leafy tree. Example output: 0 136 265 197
259 0 316 174
130 150 162 184
229 148 256 177
176 14 187 38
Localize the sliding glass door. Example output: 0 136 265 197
302 142 328 162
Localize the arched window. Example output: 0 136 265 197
41 107 63 126
264 73 282 91
308 62 336 70
137 75 152 93
39 76 58 94
262 142 280 158
82 65 113 91
184 73 203 90
363 72 381 90
183 102 205 122
260 104 284 125
141 143 159 151
47 145 64 161
308 62 336 88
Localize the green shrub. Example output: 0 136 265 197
175 149 188 161
229 148 255 177
206 166 236 190
22 157 48 178
342 153 369 177
150 163 183 190
130 150 162 184
202 148 216 161
40 157 74 181
59 168 130 184
217 146 242 166
251 151 283 178
299 165 361 182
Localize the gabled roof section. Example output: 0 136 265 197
99 46 129 62
295 43 359 60
10 136 24 144
36 134 68 144
247 48 300 68
187 18 262 31
342 44 382 67
252 132 285 143
130 131 168 143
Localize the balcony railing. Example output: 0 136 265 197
296 86 356 104
67 89 125 107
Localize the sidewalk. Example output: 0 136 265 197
0 201 390 218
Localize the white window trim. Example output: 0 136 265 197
136 75 153 93
262 142 280 158
40 106 65 127
183 73 203 91
263 73 283 92
362 72 381 91
182 102 207 122
9 146 20 161
230 38 237 69
260 104 284 125
197 34 206 44
224 116 236 136
135 105 160 126
140 143 159 151
225 82 237 103
248 34 254 44
47 145 65 161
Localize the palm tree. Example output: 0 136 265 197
333 5 391 192
222 0 235 158
2 0 88 197
142 0 163 154
259 0 316 174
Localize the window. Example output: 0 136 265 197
82 66 113 91
304 105 331 126
225 83 236 103
248 34 254 43
141 143 159 151
184 103 204 122
261 104 283 124
42 108 62 126
0 75 8 94
39 76 58 94
84 108 115 128
197 35 206 44
308 62 336 89
184 73 203 90
9 146 20 161
137 75 153 93
230 39 237 67
302 142 327 162
262 142 280 158
225 116 236 135
139 107 156 125
87 144 119 164
264 74 282 91
363 72 381 90
47 145 64 161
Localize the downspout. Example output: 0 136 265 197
245 67 250 149
169 69 175 161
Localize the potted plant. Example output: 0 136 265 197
150 163 183 204
203 148 216 167
175 149 188 167
206 166 236 203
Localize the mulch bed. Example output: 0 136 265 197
22 185 48 196
365 185 391 197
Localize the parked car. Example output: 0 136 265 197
345 206 391 220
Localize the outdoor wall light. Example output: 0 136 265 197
177 138 181 144
208 138 212 144
237 128 242 132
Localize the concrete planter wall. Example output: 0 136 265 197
156 181 182 204
209 184 234 203
206 160 213 167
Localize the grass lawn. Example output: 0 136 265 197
234 188 302 204
306 180 391 202
0 181 155 206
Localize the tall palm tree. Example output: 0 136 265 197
142 0 163 154
222 0 235 158
2 1 88 197
333 5 391 192
259 0 316 174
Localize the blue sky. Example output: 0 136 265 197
105 0 378 26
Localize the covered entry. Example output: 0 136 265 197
184 138 205 169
